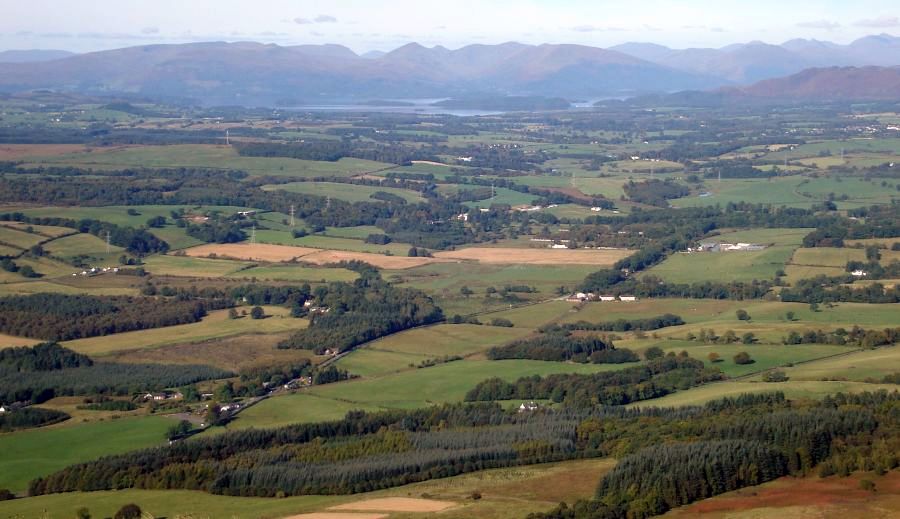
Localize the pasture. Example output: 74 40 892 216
432 246 631 265
26 144 393 178
141 254 252 277
336 324 532 377
109 332 320 372
63 306 306 356
0 225 47 249
302 359 625 412
226 264 358 283
0 458 615 518
643 246 796 284
43 232 125 262
631 379 897 408
0 415 173 493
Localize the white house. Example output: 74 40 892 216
518 401 539 413
851 270 868 277
620 296 638 302
599 296 616 302
0 405 7 414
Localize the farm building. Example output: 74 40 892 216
620 296 638 302
518 401 540 413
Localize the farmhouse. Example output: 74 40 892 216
851 269 868 277
518 401 540 413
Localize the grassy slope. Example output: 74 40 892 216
62 307 307 356
0 415 173 493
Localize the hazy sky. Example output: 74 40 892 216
2 0 899 53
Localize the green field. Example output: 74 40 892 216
43 232 125 262
0 457 615 519
707 228 812 246
672 177 811 208
789 247 866 268
336 324 532 377
226 264 358 283
0 226 46 249
234 359 627 428
19 204 252 228
774 346 900 382
643 246 796 284
390 262 600 299
141 254 252 277
631 379 898 408
654 339 857 378
28 144 394 178
308 360 623 411
0 415 173 493
262 181 425 203
63 307 307 356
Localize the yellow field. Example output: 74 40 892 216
184 242 447 269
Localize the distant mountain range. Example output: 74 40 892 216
610 34 900 84
0 35 898 106
0 49 75 63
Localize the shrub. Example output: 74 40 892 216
114 504 142 519
489 318 514 328
250 306 265 319
644 346 664 360
733 352 754 365
762 370 789 382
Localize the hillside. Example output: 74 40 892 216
0 41 720 105
739 66 900 99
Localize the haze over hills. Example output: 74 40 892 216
610 33 900 83
0 49 76 63
0 34 898 106
0 41 715 105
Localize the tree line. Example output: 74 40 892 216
26 390 895 504
487 334 638 364
0 343 231 405
465 355 721 406
0 293 231 341
278 280 443 354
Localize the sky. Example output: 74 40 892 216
1 0 899 54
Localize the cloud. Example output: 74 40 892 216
141 27 159 35
797 20 840 30
571 25 624 33
294 14 337 25
854 15 900 28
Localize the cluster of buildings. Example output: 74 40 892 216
566 293 637 303
142 391 183 402
72 266 120 277
687 241 767 253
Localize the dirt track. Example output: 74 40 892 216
283 514 387 519
330 497 457 512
